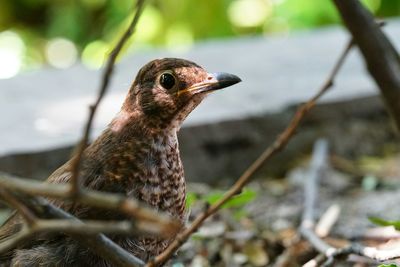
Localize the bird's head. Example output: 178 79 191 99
119 58 241 131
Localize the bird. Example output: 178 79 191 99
0 58 241 266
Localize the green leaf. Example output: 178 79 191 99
223 188 257 208
378 264 398 267
369 216 400 230
205 188 257 209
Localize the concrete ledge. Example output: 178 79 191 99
1 20 400 183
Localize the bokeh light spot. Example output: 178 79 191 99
0 31 25 79
166 23 194 52
263 17 290 36
82 40 109 69
45 38 78 69
134 5 163 42
228 0 272 28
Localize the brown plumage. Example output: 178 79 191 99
0 58 241 266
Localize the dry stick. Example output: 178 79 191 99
300 139 332 259
0 196 145 267
0 173 181 236
299 140 342 267
1 215 175 249
0 189 36 225
69 0 146 196
301 139 329 229
0 226 144 267
332 0 400 130
327 246 400 266
300 191 400 265
299 138 400 266
305 244 400 267
0 178 174 265
300 140 336 267
44 198 145 267
299 143 400 266
0 227 32 255
0 218 164 255
28 219 166 237
273 141 334 267
146 38 355 267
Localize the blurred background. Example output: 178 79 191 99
1 0 400 184
2 1 400 265
1 0 400 79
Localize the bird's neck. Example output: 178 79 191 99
110 109 181 135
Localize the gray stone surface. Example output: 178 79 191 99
1 20 400 183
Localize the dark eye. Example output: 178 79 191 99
159 73 176 90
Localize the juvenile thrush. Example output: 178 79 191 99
0 58 241 266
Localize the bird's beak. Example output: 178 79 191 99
178 72 241 96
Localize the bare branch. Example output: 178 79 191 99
30 219 170 237
305 245 400 267
0 195 145 267
0 226 32 255
332 0 400 130
0 189 36 225
299 131 400 267
41 198 145 267
70 0 146 196
299 139 333 257
0 172 181 236
301 139 329 229
146 38 355 267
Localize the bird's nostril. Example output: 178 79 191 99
207 76 212 80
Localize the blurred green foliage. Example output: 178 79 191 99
369 216 400 230
186 187 256 219
203 188 257 209
0 0 400 75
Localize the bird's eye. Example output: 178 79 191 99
159 73 176 90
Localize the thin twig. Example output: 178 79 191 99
301 139 329 230
0 226 32 255
299 140 339 267
305 245 400 267
70 0 146 197
300 139 332 257
42 198 146 267
146 38 355 267
29 218 172 237
299 121 400 267
0 195 145 267
299 154 400 267
0 172 181 235
0 218 164 255
0 189 36 226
